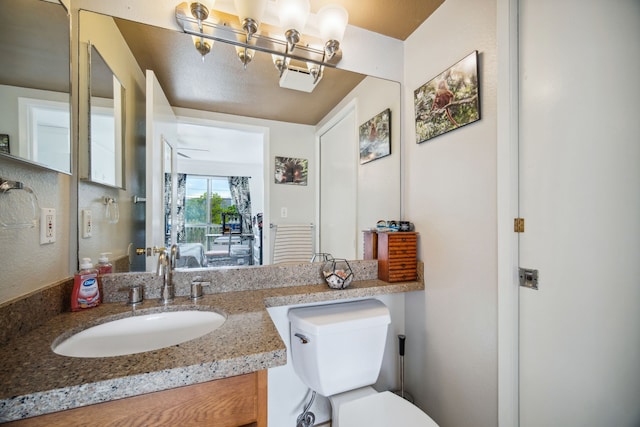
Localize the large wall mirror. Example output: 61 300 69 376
0 0 71 174
88 44 126 188
77 11 400 271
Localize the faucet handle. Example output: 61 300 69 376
127 285 144 306
190 277 211 300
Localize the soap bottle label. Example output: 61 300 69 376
73 273 100 310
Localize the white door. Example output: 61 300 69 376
518 1 640 425
145 70 177 271
319 107 357 259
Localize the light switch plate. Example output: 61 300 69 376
40 208 55 244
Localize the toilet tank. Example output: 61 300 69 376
288 299 391 396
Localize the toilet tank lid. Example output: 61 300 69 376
288 300 390 335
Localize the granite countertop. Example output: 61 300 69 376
0 265 423 422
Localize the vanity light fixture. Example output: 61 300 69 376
192 35 212 61
189 0 214 22
175 1 348 91
236 45 255 69
272 53 290 77
307 61 322 84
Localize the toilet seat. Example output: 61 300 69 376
339 391 439 427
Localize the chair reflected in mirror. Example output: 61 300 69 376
205 213 253 266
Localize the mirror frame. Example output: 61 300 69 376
86 42 126 189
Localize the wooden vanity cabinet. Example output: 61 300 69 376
5 370 267 427
377 232 418 282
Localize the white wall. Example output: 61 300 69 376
402 0 498 426
0 161 72 302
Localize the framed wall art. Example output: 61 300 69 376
414 50 480 144
274 156 308 186
359 108 391 164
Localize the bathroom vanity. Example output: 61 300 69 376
0 261 424 423
5 371 267 427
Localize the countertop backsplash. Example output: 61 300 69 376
101 260 379 303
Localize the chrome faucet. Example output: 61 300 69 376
157 250 173 304
169 243 180 284
157 244 180 304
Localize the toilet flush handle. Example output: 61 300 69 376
294 333 310 344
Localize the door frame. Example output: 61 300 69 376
496 0 520 425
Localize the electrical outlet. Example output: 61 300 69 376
82 209 92 238
281 207 288 218
39 208 55 244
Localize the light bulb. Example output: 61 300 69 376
278 0 310 47
233 0 268 39
318 4 348 44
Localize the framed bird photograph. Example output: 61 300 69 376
414 50 480 144
359 108 391 164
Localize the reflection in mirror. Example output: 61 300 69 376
163 136 177 247
0 0 71 174
89 44 126 188
77 13 400 271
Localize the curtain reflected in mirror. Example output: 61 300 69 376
228 176 253 236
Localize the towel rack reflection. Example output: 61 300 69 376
0 178 40 229
270 223 314 228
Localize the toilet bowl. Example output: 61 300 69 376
288 299 439 427
330 387 438 427
337 390 438 427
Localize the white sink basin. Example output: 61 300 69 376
53 309 226 358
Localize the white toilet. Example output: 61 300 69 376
288 299 439 427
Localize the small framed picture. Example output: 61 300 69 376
414 50 481 143
359 108 391 164
0 134 9 154
275 156 308 186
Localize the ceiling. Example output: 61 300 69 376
115 0 444 125
308 0 444 41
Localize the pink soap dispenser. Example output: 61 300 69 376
71 258 100 311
